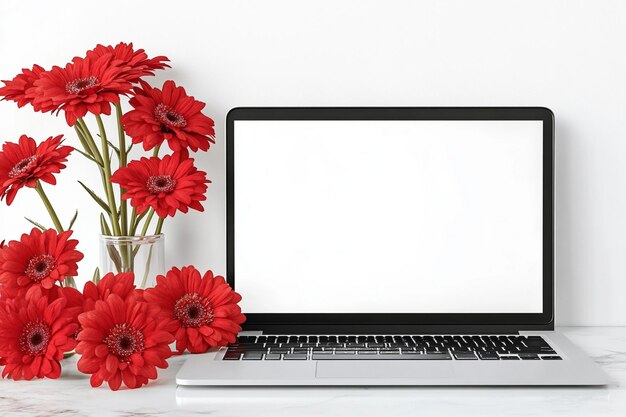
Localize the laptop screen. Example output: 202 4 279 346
233 119 544 315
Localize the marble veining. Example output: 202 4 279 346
1 327 625 417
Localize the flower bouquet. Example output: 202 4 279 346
1 42 213 283
0 43 246 389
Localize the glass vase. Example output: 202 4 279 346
99 234 165 289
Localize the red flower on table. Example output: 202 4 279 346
45 285 85 332
82 272 142 312
144 266 246 354
0 287 80 380
0 134 73 205
110 153 209 218
76 293 174 390
0 64 56 112
121 80 215 152
0 228 83 298
86 42 169 84
33 56 131 126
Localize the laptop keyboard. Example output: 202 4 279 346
223 335 561 361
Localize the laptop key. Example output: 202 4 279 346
519 348 556 354
453 352 478 360
237 336 257 343
239 343 265 349
519 354 540 360
541 356 562 360
283 354 308 360
264 354 282 360
477 352 500 360
223 352 241 360
242 352 264 360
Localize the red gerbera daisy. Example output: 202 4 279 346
144 266 246 354
0 65 44 107
0 287 79 380
86 42 169 84
82 272 142 312
76 294 174 390
34 55 131 126
0 134 72 205
44 284 85 332
0 228 83 298
0 64 56 112
121 80 215 152
110 153 209 218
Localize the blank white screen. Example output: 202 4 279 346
234 120 544 314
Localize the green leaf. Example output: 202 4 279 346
132 210 148 233
92 267 101 284
100 213 112 235
78 181 111 215
99 215 123 273
74 148 103 167
24 217 47 231
107 139 120 155
67 210 78 230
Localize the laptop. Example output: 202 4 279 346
176 107 609 386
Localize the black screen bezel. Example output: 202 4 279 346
226 107 554 333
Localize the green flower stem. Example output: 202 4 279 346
131 208 156 259
129 207 138 235
130 210 148 238
140 209 155 237
139 244 154 290
95 114 121 237
155 217 165 234
76 118 111 225
76 118 103 165
73 125 95 160
153 144 161 158
115 103 129 236
35 181 64 233
34 181 76 288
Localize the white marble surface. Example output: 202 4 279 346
0 327 625 417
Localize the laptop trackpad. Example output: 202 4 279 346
316 361 454 379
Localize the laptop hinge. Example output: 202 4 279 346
240 325 538 335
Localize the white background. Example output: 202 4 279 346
0 0 625 324
235 120 544 313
